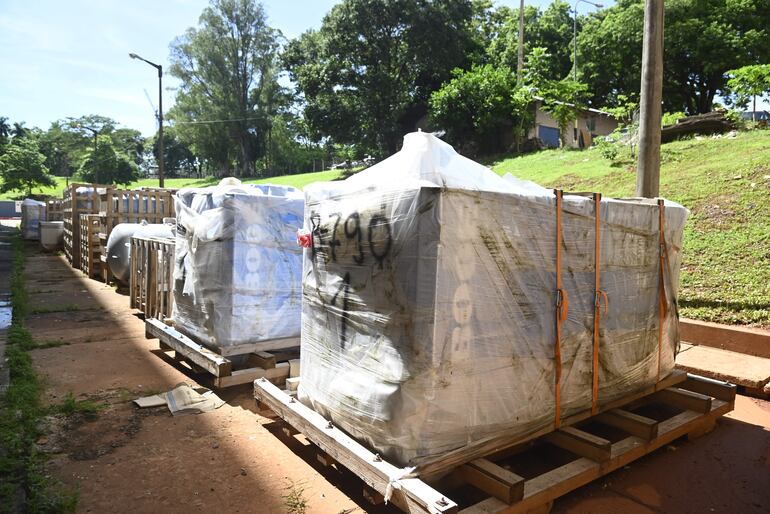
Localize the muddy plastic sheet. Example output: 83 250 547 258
172 179 304 350
298 132 688 470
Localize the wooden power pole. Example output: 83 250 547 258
517 0 525 82
636 0 664 198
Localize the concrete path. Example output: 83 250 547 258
678 342 770 393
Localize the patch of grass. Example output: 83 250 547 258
0 230 78 512
32 340 71 350
490 129 770 328
282 480 308 514
48 392 105 419
29 304 81 315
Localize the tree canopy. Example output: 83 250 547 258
77 136 137 186
577 0 770 114
168 0 283 177
284 0 479 156
0 138 56 197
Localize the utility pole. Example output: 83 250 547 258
517 0 525 83
129 52 165 188
636 0 664 198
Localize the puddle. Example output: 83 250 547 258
0 295 11 330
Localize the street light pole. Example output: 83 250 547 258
129 52 164 188
81 126 99 184
517 0 525 83
573 0 603 82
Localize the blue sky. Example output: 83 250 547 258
1 0 607 136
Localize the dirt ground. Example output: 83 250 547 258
23 247 770 514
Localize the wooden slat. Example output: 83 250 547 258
419 370 686 481
214 362 289 388
595 409 659 440
655 387 712 414
543 427 611 462
254 379 458 514
145 318 231 377
248 351 277 369
459 459 524 504
218 337 302 356
461 397 734 514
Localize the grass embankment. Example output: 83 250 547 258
1 169 346 200
492 130 770 328
0 235 86 512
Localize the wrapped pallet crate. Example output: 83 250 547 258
173 179 304 351
298 131 688 470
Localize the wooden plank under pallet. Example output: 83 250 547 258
145 318 299 388
254 375 736 514
254 377 458 514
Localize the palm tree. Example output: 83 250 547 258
0 117 10 139
11 121 28 139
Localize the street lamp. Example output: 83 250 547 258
129 52 164 188
80 125 99 184
573 0 603 82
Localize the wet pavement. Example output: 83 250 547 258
0 224 15 391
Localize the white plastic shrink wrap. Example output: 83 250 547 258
299 132 688 470
21 199 46 240
172 179 304 350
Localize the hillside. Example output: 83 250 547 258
5 130 768 327
493 130 770 328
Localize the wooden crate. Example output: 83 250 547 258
254 372 736 514
130 235 175 321
79 214 102 279
144 318 300 388
98 187 176 283
63 183 104 269
45 198 63 221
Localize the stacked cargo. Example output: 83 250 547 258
298 131 688 469
172 179 305 353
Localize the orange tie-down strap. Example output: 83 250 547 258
657 199 670 380
591 193 608 415
553 189 569 427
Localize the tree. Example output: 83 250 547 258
151 127 196 177
77 136 137 185
487 1 574 82
11 122 29 140
0 117 9 150
726 64 770 120
284 0 479 156
429 64 533 155
169 0 283 177
577 0 770 114
0 138 56 197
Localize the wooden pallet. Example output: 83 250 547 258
79 214 102 279
45 198 63 221
130 235 175 320
254 373 736 514
98 187 176 283
63 183 105 269
144 318 301 388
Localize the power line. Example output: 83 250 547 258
172 116 264 125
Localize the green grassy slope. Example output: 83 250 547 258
1 169 346 200
491 130 770 328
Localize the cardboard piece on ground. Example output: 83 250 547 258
133 394 167 408
133 383 225 416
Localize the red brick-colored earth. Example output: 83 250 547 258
24 250 770 514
